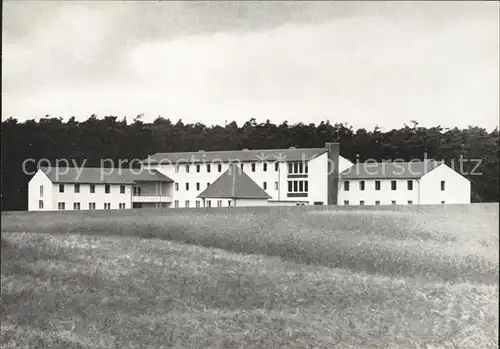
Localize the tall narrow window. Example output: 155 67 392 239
59 184 64 193
196 182 200 190
299 181 304 192
441 181 445 191
175 165 179 173
275 162 279 171
58 202 65 210
407 180 413 191
39 200 44 209
288 163 293 173
305 164 308 173
73 202 81 210
185 165 189 173
360 181 365 191
207 200 211 208
241 163 244 171
105 184 110 194
207 182 210 188
90 184 95 193
217 200 222 207
207 164 211 173
275 181 279 190
174 200 179 208
263 182 267 190
293 181 298 192
251 163 256 172
185 200 190 208
185 183 189 191
263 163 267 172
304 181 308 192
120 185 125 194
299 163 303 173
40 185 44 197
288 181 293 192
175 183 179 191
344 181 350 191
196 201 200 208
196 164 200 172
228 200 232 207
375 181 381 191
391 180 397 190
294 163 299 173
218 164 222 172
74 184 80 193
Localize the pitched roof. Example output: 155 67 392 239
39 167 173 184
197 165 271 199
144 148 328 164
339 160 444 179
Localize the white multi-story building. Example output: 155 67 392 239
27 142 471 211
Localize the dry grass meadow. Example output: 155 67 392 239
1 204 499 348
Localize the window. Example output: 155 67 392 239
241 163 244 171
251 163 256 172
207 200 211 208
39 200 44 209
441 181 445 191
40 185 43 197
263 163 267 172
407 180 413 191
207 164 211 173
89 202 96 210
305 181 308 192
174 200 179 208
359 181 365 191
133 186 141 196
274 181 279 190
207 182 210 188
175 165 179 173
58 202 65 210
104 203 111 210
218 164 222 172
217 200 222 207
441 201 445 204
196 182 200 191
391 200 396 205
263 182 267 190
375 201 380 205
185 183 189 191
74 184 80 193
275 162 279 171
196 201 200 208
299 163 303 173
299 181 303 192
408 201 413 205
288 181 293 192
175 183 179 191
73 202 81 210
90 184 95 193
59 184 65 193
344 181 350 191
196 164 200 172
185 165 190 173
293 181 298 192
305 164 308 173
119 203 126 209
360 201 365 206
185 200 190 208
105 184 110 194
344 200 349 205
294 163 299 173
228 200 231 207
120 185 125 194
375 181 381 190
391 181 397 191
288 163 293 173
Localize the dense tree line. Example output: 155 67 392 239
1 115 498 210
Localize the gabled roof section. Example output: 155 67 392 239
39 167 173 184
144 148 328 164
198 164 271 199
339 160 444 179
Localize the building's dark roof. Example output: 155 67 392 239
143 148 328 164
39 167 173 184
339 160 444 179
198 164 271 199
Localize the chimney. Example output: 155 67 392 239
325 142 340 205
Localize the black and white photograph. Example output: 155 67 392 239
1 1 499 348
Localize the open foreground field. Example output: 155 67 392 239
1 204 499 348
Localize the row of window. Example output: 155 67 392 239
343 180 446 191
175 162 305 174
287 180 309 193
173 200 230 208
343 200 445 205
50 201 127 210
56 184 127 194
175 181 280 192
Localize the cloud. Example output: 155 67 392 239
2 2 498 130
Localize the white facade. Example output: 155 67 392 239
338 163 471 206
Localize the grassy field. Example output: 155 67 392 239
1 205 498 348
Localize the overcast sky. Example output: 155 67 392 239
2 1 499 130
